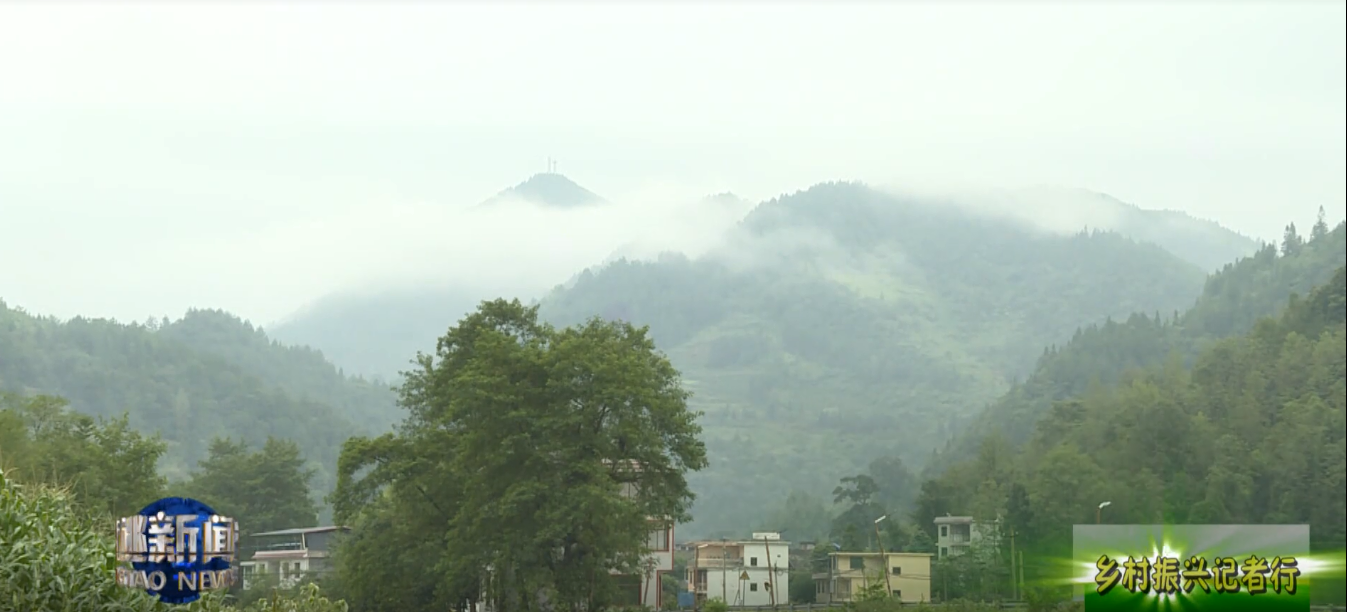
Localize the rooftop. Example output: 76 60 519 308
250 525 350 537
828 551 932 558
933 516 976 525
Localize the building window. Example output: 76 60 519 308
647 528 669 551
940 547 948 558
891 566 901 575
750 557 758 567
849 557 864 570
750 583 758 592
940 525 948 537
892 590 902 599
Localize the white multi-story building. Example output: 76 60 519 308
934 516 999 559
686 533 790 607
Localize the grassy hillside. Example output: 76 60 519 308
0 305 393 508
538 181 1213 536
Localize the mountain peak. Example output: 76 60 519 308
480 173 606 208
702 192 750 207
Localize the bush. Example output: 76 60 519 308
0 467 347 612
0 467 163 611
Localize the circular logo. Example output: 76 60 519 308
114 497 239 605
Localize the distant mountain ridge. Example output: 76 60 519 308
1008 186 1262 271
479 172 606 208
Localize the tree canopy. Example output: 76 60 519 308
330 299 708 612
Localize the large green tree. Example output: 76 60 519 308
332 299 708 612
183 437 319 535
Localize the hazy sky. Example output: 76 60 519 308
2 2 1344 325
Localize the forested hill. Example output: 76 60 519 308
939 217 1347 467
0 304 390 502
158 309 399 431
914 263 1346 571
538 180 1213 537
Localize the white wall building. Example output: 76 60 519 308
687 533 790 607
934 516 999 559
238 526 349 590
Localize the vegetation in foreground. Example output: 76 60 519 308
0 466 346 612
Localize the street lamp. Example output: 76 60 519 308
874 516 893 599
1096 501 1112 524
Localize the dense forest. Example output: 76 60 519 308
914 261 1346 601
942 215 1346 465
0 303 397 510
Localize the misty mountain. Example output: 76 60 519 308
269 285 483 380
597 192 755 265
537 180 1213 536
1007 186 1262 271
479 172 607 208
935 218 1347 470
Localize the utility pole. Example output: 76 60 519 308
1009 529 1017 601
1018 550 1025 597
721 540 727 605
693 544 702 612
762 534 778 610
873 516 893 599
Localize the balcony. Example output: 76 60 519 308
693 557 744 569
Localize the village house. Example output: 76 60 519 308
238 525 350 590
933 516 999 559
813 551 931 605
685 533 790 608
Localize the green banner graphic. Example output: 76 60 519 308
1073 524 1312 612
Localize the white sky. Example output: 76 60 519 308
1 2 1344 325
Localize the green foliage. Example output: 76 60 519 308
0 393 166 517
234 584 348 612
182 437 319 535
331 299 707 612
701 598 728 612
788 570 816 603
0 467 160 611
